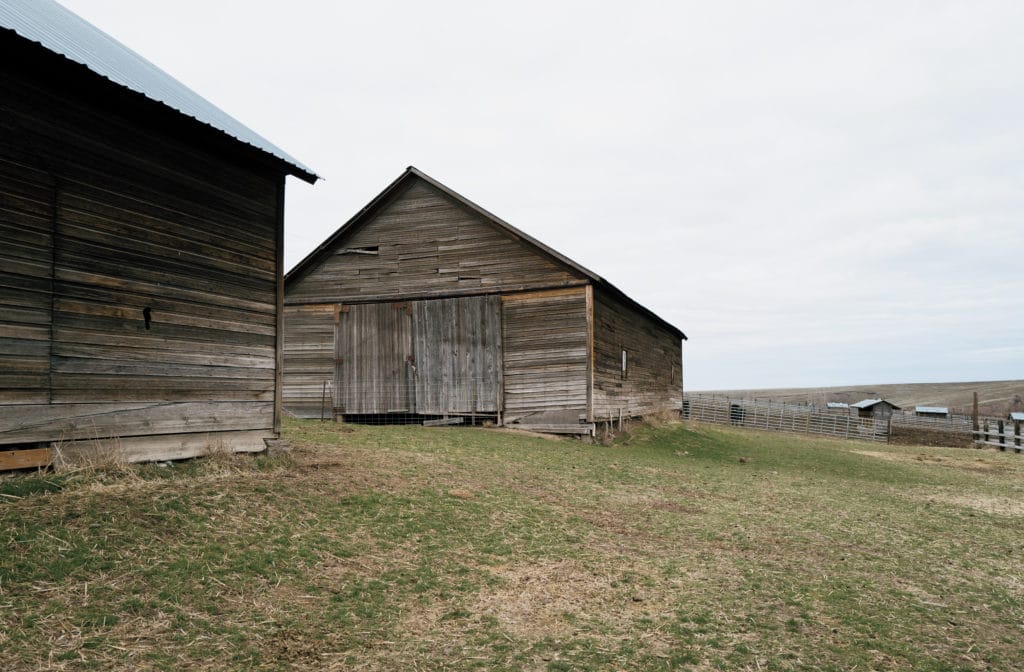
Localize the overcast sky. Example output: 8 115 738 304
60 0 1024 390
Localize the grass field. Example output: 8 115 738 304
2 420 1023 671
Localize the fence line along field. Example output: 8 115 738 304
684 393 889 442
3 419 1023 670
685 392 1018 450
697 379 1024 417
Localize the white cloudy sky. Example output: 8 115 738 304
60 0 1024 390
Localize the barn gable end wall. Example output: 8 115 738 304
283 170 684 429
285 179 588 305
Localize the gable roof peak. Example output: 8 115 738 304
287 166 686 340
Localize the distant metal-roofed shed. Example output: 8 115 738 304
915 406 949 417
851 398 900 419
1009 412 1024 422
826 402 849 408
0 0 316 183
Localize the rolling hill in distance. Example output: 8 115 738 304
692 379 1024 416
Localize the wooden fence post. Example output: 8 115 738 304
1015 420 1021 452
998 420 1005 450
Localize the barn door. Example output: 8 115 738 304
333 302 413 415
411 296 501 416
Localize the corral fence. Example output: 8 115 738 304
888 410 1019 452
683 394 889 442
973 419 1023 453
888 410 973 429
683 395 1020 451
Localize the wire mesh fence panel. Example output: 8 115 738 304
889 411 975 429
683 394 888 442
316 377 504 426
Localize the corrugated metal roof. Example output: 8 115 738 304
0 0 316 182
1009 412 1024 421
826 402 849 408
915 406 949 414
851 399 882 409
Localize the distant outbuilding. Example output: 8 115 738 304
851 399 900 419
915 406 950 418
1009 412 1024 422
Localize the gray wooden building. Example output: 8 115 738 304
850 398 900 419
0 0 316 467
284 167 686 432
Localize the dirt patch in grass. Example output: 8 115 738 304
400 557 657 645
472 559 625 639
853 449 1020 474
929 493 1024 517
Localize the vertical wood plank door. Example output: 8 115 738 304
411 295 501 415
334 302 412 414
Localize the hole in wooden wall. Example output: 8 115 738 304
142 306 152 330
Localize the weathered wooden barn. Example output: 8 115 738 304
0 0 316 468
284 167 686 433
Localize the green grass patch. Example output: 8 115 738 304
1 419 1022 670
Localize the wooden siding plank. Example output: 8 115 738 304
287 181 587 305
0 155 54 408
501 289 589 417
0 448 52 470
591 289 682 418
0 401 273 445
282 305 341 418
54 430 274 465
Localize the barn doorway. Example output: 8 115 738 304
333 296 501 420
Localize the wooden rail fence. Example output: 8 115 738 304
973 419 1022 452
